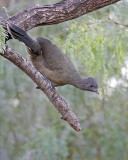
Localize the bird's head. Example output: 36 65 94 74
82 77 99 94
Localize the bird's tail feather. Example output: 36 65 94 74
7 23 41 54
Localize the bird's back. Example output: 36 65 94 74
36 37 80 84
36 37 73 69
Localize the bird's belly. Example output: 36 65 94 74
30 56 73 86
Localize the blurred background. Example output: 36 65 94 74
0 0 128 160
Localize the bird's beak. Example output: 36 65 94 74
88 88 99 94
94 89 99 95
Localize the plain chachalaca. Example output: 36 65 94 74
7 23 99 94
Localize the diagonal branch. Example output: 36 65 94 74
1 0 121 31
0 0 121 131
0 45 81 132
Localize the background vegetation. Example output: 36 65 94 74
0 0 128 160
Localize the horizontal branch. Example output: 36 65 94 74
0 45 81 132
1 0 121 31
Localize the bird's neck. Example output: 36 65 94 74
71 74 87 90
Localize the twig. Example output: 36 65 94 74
101 18 128 27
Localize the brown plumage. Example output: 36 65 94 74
7 23 99 94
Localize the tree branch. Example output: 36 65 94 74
0 45 81 131
102 18 128 27
0 0 121 131
1 0 121 31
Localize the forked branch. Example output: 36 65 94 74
0 0 121 131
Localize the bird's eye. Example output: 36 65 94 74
90 85 93 88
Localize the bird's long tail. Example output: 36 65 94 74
7 23 41 54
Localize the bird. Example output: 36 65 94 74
7 23 99 94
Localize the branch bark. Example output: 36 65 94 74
0 0 121 131
0 45 81 132
1 0 121 31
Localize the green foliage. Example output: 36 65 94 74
56 19 127 81
0 25 6 53
23 128 69 160
0 25 7 75
0 1 128 160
